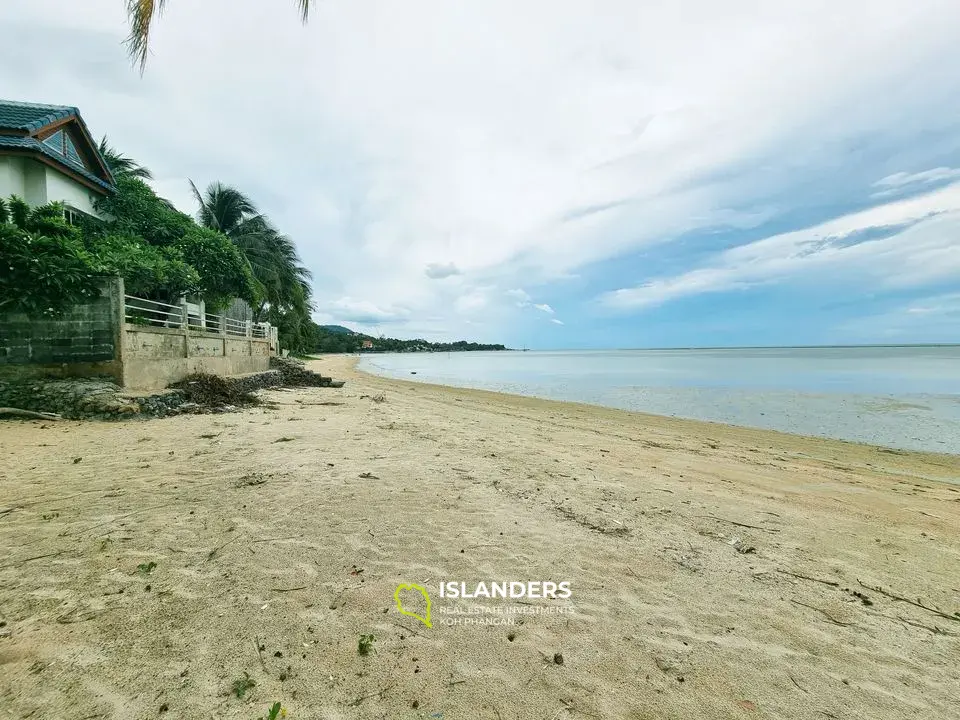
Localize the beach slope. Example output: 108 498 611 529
1 355 958 719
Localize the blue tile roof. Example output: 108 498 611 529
0 136 115 193
0 100 77 133
0 100 116 194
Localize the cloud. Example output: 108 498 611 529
550 318 565 325
4 0 960 344
323 297 410 324
506 288 532 308
600 182 960 310
424 262 462 279
833 292 960 342
871 167 960 198
534 303 555 314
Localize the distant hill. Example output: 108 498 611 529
306 322 506 354
319 325 357 335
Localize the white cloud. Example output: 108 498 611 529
833 292 960 341
871 167 960 198
323 297 410 324
3 0 960 340
424 262 462 279
550 318 565 325
600 182 960 310
534 303 555 314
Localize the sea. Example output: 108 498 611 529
358 346 960 454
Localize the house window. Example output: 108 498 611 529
42 130 64 155
40 128 90 170
63 205 96 226
64 135 83 165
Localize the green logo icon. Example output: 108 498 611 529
394 583 432 628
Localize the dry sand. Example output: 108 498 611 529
1 355 959 720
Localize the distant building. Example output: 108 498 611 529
0 100 116 221
361 339 374 350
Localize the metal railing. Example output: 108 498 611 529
124 295 274 343
124 295 185 327
223 316 249 337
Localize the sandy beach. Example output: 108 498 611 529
1 355 959 719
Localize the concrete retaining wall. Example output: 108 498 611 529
0 280 124 383
0 278 271 390
122 325 269 390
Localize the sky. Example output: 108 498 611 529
2 0 959 348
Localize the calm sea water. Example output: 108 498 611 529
358 347 960 454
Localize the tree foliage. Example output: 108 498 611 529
98 135 153 180
3 140 313 353
0 198 102 316
95 176 194 246
300 322 507 355
175 226 258 309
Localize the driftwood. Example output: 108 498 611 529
0 407 62 421
858 580 960 623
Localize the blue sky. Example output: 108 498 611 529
2 0 959 348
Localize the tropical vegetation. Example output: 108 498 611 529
1 145 317 352
305 324 507 354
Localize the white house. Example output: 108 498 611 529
0 100 116 220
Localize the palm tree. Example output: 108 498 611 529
97 136 153 180
125 0 315 70
190 180 312 316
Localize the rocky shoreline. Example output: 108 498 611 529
0 357 343 420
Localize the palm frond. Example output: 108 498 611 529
125 0 167 73
296 0 314 22
127 0 314 69
98 135 153 180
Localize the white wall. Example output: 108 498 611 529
45 166 101 216
0 156 26 198
0 156 105 217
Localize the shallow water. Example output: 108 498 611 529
358 346 960 454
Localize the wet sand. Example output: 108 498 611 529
1 355 958 719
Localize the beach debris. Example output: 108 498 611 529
894 615 960 636
551 502 630 536
347 682 395 707
273 436 296 443
698 515 780 533
269 356 343 387
738 700 757 711
254 637 268 671
0 407 62 420
207 536 238 561
553 652 564 665
857 580 960 622
171 374 263 410
360 392 386 403
728 537 756 554
776 569 841 588
235 472 270 487
789 599 853 627
359 472 380 480
137 561 157 574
